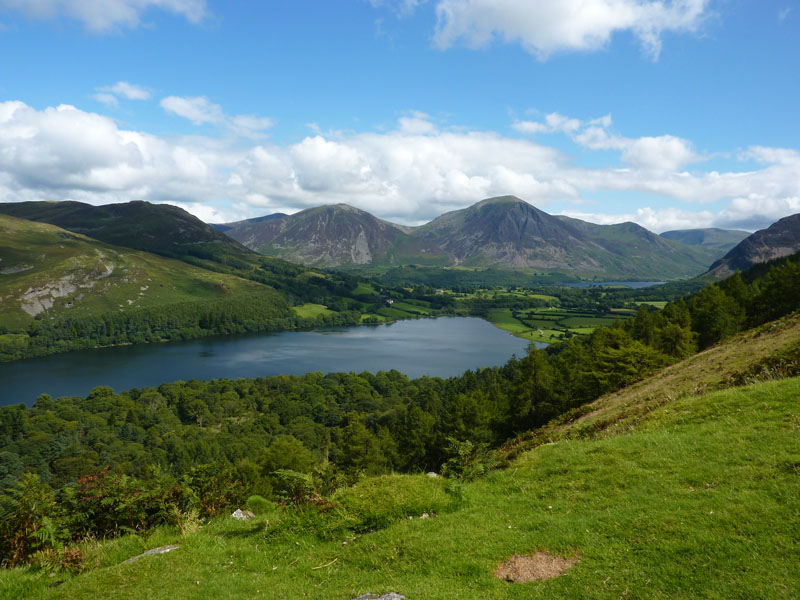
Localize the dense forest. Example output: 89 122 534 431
2 252 799 567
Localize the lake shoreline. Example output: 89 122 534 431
0 317 530 407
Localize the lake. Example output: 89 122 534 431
0 317 534 407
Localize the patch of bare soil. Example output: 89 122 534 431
494 551 579 583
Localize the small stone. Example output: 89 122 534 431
426 472 439 478
352 594 405 600
420 513 430 519
231 509 255 520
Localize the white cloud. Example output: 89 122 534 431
92 93 119 107
779 7 791 21
622 135 697 172
93 81 151 106
108 81 151 100
0 100 798 231
161 96 223 125
518 112 699 171
431 0 709 60
561 194 800 233
513 112 581 135
0 0 207 32
398 111 438 135
560 207 718 233
161 96 273 138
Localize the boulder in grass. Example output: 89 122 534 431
231 508 255 520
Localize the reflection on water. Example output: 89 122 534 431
0 317 531 407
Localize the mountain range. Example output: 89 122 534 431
220 196 745 279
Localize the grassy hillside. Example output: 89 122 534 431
526 311 800 446
2 373 797 599
0 200 256 270
0 214 268 330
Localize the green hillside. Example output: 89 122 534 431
0 214 392 362
0 200 256 270
3 374 797 599
0 214 269 330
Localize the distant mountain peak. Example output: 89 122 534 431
705 213 800 278
472 195 526 207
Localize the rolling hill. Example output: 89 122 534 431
0 200 257 270
221 196 722 279
659 227 749 253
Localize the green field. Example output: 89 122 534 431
487 307 622 343
352 282 377 296
5 376 798 599
292 303 335 318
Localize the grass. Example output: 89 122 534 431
391 301 433 315
636 301 668 309
352 283 377 296
5 374 799 599
377 306 417 319
486 308 620 343
292 303 335 318
0 215 266 330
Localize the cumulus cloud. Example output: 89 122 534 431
426 0 709 60
0 0 208 32
562 195 800 233
161 96 273 138
561 207 717 232
0 100 798 230
519 111 699 172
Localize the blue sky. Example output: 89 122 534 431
0 0 798 231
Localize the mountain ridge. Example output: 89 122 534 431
221 196 725 279
705 213 800 278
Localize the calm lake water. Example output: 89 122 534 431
0 317 534 407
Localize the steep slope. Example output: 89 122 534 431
223 204 420 268
524 311 800 447
414 196 592 270
0 214 268 330
0 200 257 267
705 213 800 278
224 196 718 279
660 227 749 254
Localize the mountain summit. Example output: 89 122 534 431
222 196 720 279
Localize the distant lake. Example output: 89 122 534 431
0 317 535 407
562 281 666 289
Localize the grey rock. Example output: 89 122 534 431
231 508 255 520
121 544 179 565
